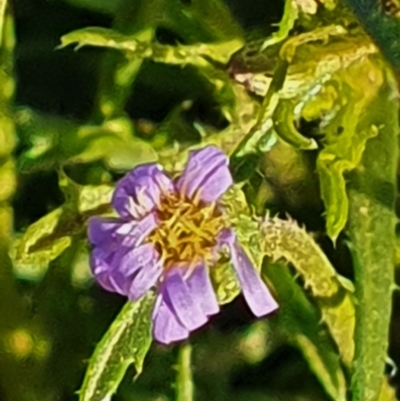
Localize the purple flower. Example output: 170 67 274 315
88 145 278 344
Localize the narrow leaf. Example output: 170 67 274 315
261 216 355 366
263 263 347 401
79 292 156 401
59 27 243 67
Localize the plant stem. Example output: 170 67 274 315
176 342 194 401
347 66 398 401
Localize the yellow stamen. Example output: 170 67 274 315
146 192 226 273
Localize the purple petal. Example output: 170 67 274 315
176 146 233 203
88 218 129 249
88 213 157 250
90 241 161 298
163 267 208 331
104 244 160 300
90 247 128 294
90 248 115 291
118 243 159 276
112 164 174 219
186 265 219 316
231 242 278 316
152 296 189 344
220 230 278 317
126 247 163 301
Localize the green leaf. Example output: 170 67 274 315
93 0 244 118
12 208 72 278
11 180 113 278
221 184 263 269
316 55 383 241
15 108 85 172
79 292 156 401
261 0 299 50
261 215 355 366
273 99 318 150
16 109 157 173
59 27 243 67
210 258 240 306
71 118 158 171
263 263 347 401
61 24 243 123
210 184 257 305
210 184 281 305
108 0 243 43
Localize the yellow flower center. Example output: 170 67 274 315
147 192 226 271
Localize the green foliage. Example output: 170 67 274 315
263 263 347 401
2 0 400 400
12 173 113 277
210 184 261 305
79 292 156 401
261 216 355 366
16 110 158 172
59 25 244 124
234 24 381 240
59 27 243 68
316 57 384 241
260 0 299 50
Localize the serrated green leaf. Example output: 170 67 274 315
261 216 355 366
263 263 347 401
221 184 261 261
210 259 240 305
241 31 379 241
210 184 257 305
316 56 383 241
79 292 156 401
211 183 281 305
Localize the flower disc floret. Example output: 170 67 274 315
148 192 225 271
